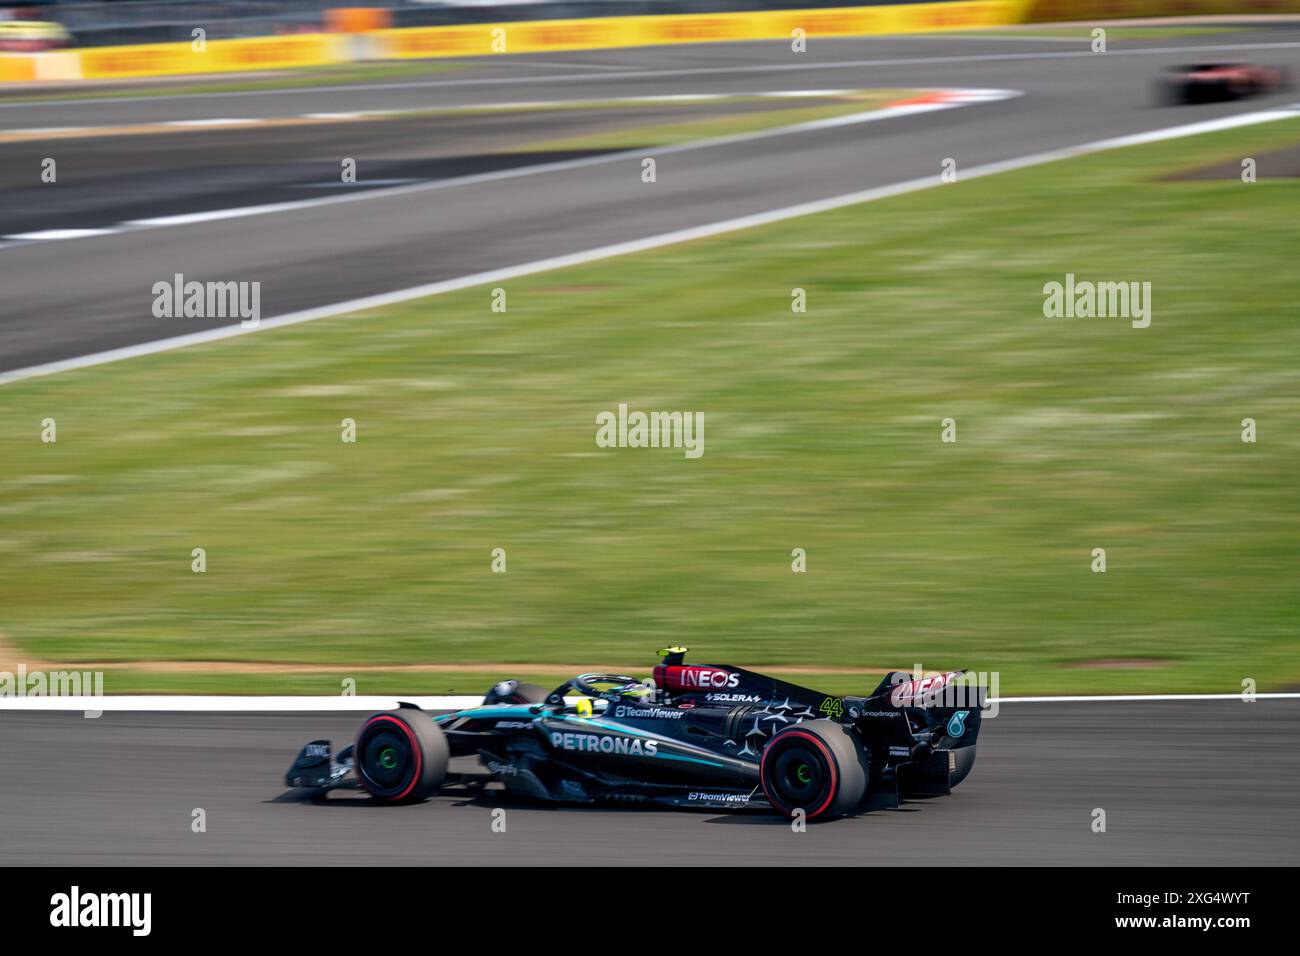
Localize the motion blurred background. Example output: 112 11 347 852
0 0 1290 49
1 0 1298 701
3 0 955 49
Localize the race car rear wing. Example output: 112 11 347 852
869 669 973 708
851 669 986 758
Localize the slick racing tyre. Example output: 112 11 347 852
760 719 868 821
355 709 449 803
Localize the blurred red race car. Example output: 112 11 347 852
1160 62 1290 104
0 20 71 52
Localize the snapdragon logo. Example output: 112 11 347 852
50 886 151 936
152 273 261 328
595 403 704 459
1 664 103 718
1042 273 1151 329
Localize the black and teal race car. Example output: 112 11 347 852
285 648 983 821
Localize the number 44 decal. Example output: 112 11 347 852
819 697 844 718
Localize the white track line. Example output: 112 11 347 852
3 39 1300 108
0 693 1296 712
0 90 863 139
160 117 251 127
0 89 1014 244
4 228 115 241
3 99 1297 389
295 178 423 188
7 126 88 134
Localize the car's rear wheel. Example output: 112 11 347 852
354 709 448 803
1157 79 1187 106
760 719 867 821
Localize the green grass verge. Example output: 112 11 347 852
87 670 900 697
960 26 1247 40
4 118 1300 696
513 93 903 152
85 670 548 697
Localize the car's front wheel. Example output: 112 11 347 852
760 719 868 821
354 708 448 803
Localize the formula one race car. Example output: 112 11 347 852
0 20 72 52
285 648 984 821
1159 62 1289 104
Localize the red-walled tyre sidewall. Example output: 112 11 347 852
354 709 449 803
760 719 868 821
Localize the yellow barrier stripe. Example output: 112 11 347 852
1 2 1028 82
377 2 1033 59
76 33 349 80
7 0 1300 85
0 54 37 82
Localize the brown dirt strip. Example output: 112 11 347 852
0 633 890 677
1160 140 1300 180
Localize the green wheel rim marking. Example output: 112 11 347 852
379 747 397 770
796 763 811 785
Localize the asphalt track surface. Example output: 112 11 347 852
4 27 1300 864
1 700 1295 864
5 27 1300 372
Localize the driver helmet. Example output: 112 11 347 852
617 678 657 704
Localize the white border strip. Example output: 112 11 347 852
990 693 1300 703
3 99 1296 388
0 695 485 712
0 693 1296 711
